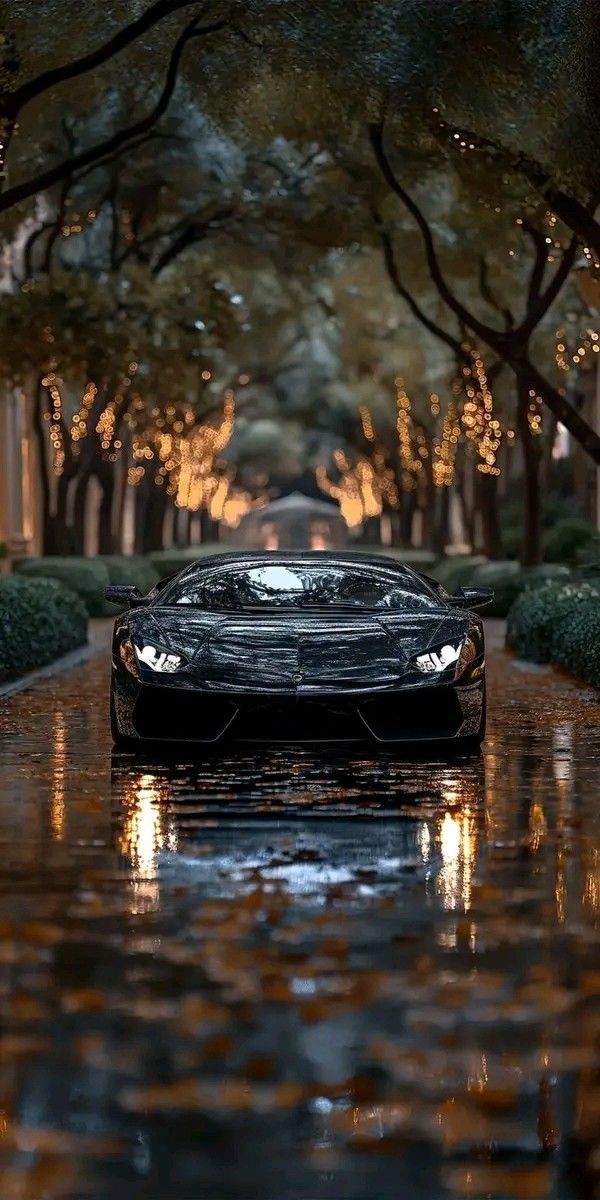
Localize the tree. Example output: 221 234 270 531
0 11 228 217
0 1 217 178
369 121 600 467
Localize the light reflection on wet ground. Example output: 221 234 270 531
0 630 599 1199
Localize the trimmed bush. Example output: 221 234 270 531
431 558 569 617
470 560 570 618
432 555 488 593
500 524 523 559
0 576 88 683
543 517 597 565
507 579 600 665
558 604 600 687
13 556 110 616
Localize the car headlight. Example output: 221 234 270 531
134 643 186 673
414 640 464 674
413 636 479 680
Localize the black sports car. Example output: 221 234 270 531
107 551 493 750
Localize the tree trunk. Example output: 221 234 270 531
97 473 116 554
200 509 219 543
141 485 167 553
133 481 146 555
400 490 416 544
72 473 91 555
517 379 543 565
454 453 474 548
436 486 450 554
475 470 502 559
389 511 402 546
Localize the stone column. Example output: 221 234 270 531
0 387 37 560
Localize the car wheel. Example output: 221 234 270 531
110 677 138 751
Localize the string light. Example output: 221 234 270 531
460 350 502 476
359 405 376 442
432 402 460 486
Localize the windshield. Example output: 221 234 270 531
162 562 440 611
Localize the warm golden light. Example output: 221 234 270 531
50 709 67 841
119 774 175 914
437 807 477 912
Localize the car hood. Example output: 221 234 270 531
128 606 471 692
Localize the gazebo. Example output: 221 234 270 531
235 492 348 550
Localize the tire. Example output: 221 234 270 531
110 676 139 751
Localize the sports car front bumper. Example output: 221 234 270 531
112 671 484 745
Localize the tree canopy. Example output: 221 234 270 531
1 0 598 559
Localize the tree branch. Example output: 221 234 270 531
432 115 600 261
373 207 464 358
521 220 547 308
151 207 235 274
478 255 514 329
0 15 227 216
370 120 600 463
518 235 578 340
369 121 508 355
7 0 210 118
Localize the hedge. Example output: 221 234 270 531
468 561 570 618
14 556 111 616
432 555 488 593
507 580 600 685
543 517 598 565
13 555 161 615
0 577 88 683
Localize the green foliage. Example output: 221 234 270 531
431 555 488 592
506 580 600 666
499 467 584 560
543 517 598 564
576 534 600 574
13 556 111 617
0 576 88 683
432 557 570 616
470 561 569 617
500 524 523 559
558 604 600 688
98 556 159 598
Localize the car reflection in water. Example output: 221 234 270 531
111 749 485 915
107 749 492 1196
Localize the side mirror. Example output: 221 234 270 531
105 584 145 608
451 585 494 610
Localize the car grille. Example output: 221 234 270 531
359 688 463 741
132 684 464 743
133 689 238 742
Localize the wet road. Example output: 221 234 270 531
0 625 599 1200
